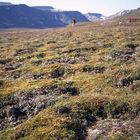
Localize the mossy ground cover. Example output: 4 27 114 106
0 19 140 139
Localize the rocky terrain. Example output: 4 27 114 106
0 12 140 139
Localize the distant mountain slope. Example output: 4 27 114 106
0 2 12 5
0 4 66 28
124 8 140 18
0 4 89 28
104 8 140 25
107 10 131 19
58 11 89 24
108 8 140 20
85 13 105 21
33 6 58 12
34 6 89 25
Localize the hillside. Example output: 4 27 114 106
0 13 140 140
34 6 89 25
0 4 66 28
107 8 140 25
0 4 89 28
85 13 105 21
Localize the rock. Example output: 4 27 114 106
60 47 96 54
93 67 106 73
110 47 136 61
61 86 80 96
57 106 71 115
36 53 46 59
15 49 35 56
51 67 65 78
111 103 129 118
129 81 140 92
34 103 46 115
0 59 11 65
31 60 42 66
0 80 4 88
83 65 105 73
4 63 22 71
83 65 94 72
27 73 48 80
125 43 139 50
7 106 26 120
117 77 133 87
47 40 56 44
87 129 101 140
46 56 88 65
11 71 21 79
96 106 107 119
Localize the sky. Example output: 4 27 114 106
1 0 140 16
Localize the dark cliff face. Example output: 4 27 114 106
0 4 66 28
0 4 89 28
34 6 89 24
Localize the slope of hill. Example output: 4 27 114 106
34 6 89 24
58 11 89 24
124 8 140 19
85 13 105 21
108 10 131 19
0 2 12 5
0 4 89 28
107 8 140 22
33 6 57 12
0 12 140 139
0 4 66 28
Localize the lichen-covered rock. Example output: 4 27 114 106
83 65 106 74
117 77 133 87
51 67 65 78
57 106 71 115
0 80 3 88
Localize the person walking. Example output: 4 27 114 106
72 18 77 27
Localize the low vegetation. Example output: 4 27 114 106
0 17 140 140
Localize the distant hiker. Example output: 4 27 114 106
128 16 132 24
72 18 77 26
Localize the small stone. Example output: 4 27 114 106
51 67 65 78
57 106 71 115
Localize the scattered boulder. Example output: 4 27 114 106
11 71 21 79
129 81 140 92
27 73 48 80
57 106 71 115
83 65 106 74
15 49 35 56
47 40 56 44
46 56 88 65
4 63 22 71
131 71 140 81
110 45 137 62
117 77 133 87
34 103 46 115
96 106 107 119
60 47 96 54
0 80 4 88
61 86 80 96
117 71 140 88
125 43 139 50
31 60 42 66
0 59 11 65
51 67 65 78
6 106 26 120
36 53 46 59
111 103 129 118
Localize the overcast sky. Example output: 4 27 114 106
1 0 140 16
